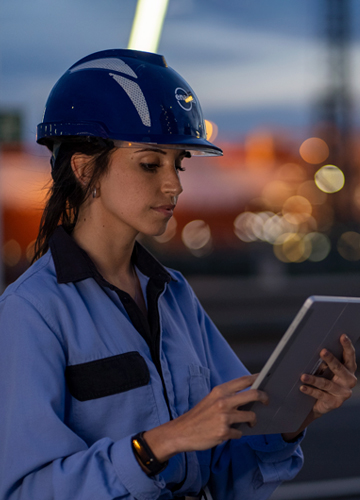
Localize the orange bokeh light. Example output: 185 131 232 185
299 137 329 164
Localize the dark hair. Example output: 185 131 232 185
32 138 115 263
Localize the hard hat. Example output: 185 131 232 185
37 48 222 156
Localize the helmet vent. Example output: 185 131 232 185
70 57 137 79
109 73 151 128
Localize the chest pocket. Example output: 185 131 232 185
188 363 211 409
65 351 150 401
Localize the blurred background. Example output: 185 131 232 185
1 0 360 498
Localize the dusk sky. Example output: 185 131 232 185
2 0 360 143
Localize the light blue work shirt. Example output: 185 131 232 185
0 227 304 499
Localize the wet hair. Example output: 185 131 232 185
32 137 115 263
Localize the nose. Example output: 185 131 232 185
161 164 183 198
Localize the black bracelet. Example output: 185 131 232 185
131 431 169 475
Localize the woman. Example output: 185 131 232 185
0 49 356 500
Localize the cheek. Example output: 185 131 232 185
102 174 152 211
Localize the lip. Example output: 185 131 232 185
151 204 176 217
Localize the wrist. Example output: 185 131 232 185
143 420 185 462
132 431 169 475
282 410 320 442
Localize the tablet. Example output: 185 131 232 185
237 295 360 436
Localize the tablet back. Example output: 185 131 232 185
238 295 360 435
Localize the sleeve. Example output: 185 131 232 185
0 294 165 500
190 288 305 500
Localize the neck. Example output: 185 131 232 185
72 208 138 289
71 201 148 316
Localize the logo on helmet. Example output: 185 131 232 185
175 87 195 111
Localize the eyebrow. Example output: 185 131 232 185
135 148 167 155
134 147 189 158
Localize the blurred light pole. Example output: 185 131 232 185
316 0 353 223
128 0 170 53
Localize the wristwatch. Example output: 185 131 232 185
131 431 169 475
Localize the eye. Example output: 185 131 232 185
140 163 159 172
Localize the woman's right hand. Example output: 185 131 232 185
143 374 268 464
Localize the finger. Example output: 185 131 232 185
231 388 269 408
299 384 347 411
227 427 244 440
319 349 357 388
218 374 258 395
340 334 357 374
300 373 353 398
231 410 257 428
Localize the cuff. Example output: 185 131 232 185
248 432 305 487
245 431 305 463
111 436 166 500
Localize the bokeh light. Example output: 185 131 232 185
3 240 22 267
299 137 329 164
262 181 294 209
314 165 345 193
25 240 36 263
233 211 309 246
282 195 312 224
262 214 298 244
273 233 311 263
337 232 360 261
304 232 331 262
234 212 264 242
273 231 331 263
297 180 327 205
182 220 212 255
153 217 177 243
204 119 219 142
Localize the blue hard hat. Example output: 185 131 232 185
37 49 222 156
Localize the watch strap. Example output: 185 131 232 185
132 431 168 475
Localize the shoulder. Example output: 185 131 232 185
164 267 198 300
0 251 59 316
1 251 56 297
0 252 68 349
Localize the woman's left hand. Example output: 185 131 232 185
300 334 357 416
282 334 357 442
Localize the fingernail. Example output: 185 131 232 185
300 385 307 392
343 335 349 342
302 374 310 382
322 349 330 357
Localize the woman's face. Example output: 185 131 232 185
93 144 186 238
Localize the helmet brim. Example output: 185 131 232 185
112 139 223 157
37 122 223 157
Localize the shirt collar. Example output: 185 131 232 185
49 226 173 285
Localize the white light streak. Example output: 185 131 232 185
128 0 170 53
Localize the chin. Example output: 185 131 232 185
144 223 169 238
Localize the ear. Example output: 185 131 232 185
71 153 93 186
